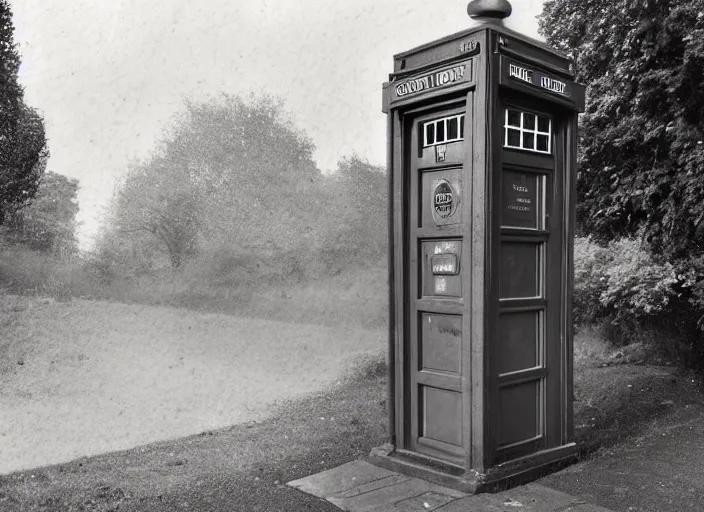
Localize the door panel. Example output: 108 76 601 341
498 380 541 446
497 310 541 374
493 103 563 464
420 313 462 373
407 105 468 465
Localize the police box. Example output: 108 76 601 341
372 0 586 492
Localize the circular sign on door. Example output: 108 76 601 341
432 179 458 223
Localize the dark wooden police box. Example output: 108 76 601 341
372 1 586 492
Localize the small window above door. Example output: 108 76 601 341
424 114 465 147
504 109 552 154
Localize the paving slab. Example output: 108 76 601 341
436 491 614 512
393 491 458 511
287 460 398 498
329 477 464 512
287 460 617 512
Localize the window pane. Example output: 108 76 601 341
523 132 535 150
436 120 446 143
426 123 435 146
507 110 521 128
538 116 551 133
537 134 549 152
460 115 465 138
507 129 521 147
523 113 536 130
447 117 458 140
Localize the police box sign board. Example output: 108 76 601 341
502 58 573 100
392 60 473 102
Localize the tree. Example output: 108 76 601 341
1 171 80 254
321 154 387 271
110 156 202 269
166 93 323 255
0 0 22 133
104 93 324 271
540 0 704 259
0 0 48 224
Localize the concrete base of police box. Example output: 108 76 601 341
366 442 579 495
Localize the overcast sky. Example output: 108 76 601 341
9 0 544 248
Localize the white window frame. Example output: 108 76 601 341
423 114 465 148
504 109 552 154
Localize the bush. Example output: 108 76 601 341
574 236 682 328
573 237 611 325
599 238 680 322
0 245 98 300
573 236 704 367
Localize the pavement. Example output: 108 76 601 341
287 460 614 512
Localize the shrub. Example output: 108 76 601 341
573 236 704 367
0 245 99 300
573 236 611 325
573 236 682 328
599 238 680 322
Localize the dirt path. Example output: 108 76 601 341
0 296 384 475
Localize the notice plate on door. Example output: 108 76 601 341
431 253 459 275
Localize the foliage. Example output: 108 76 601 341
77 93 392 326
102 93 324 271
572 236 704 368
599 238 680 320
539 0 704 259
109 157 202 269
167 94 323 253
0 246 91 301
0 0 22 115
321 155 387 273
573 236 682 325
0 0 48 224
1 171 79 254
573 236 611 325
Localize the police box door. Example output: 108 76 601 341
490 101 566 464
405 103 469 466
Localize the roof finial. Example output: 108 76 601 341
467 0 512 23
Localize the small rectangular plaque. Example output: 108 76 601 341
502 170 542 229
421 240 462 297
431 254 459 275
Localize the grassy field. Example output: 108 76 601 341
0 294 385 476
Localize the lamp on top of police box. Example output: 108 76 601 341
466 0 512 22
